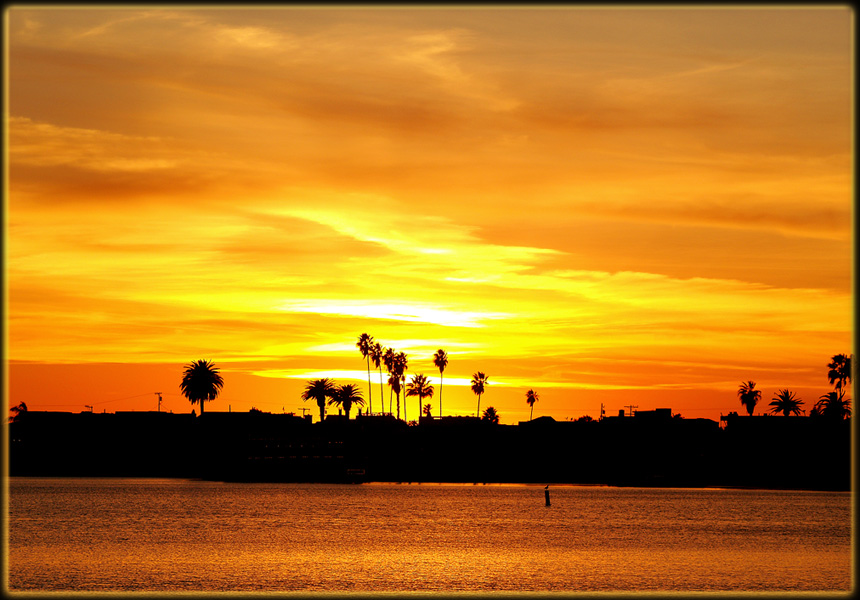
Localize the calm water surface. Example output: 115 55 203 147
7 478 852 593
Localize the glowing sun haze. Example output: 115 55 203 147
5 6 853 423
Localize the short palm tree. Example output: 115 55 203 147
9 401 28 422
737 380 761 416
827 354 853 391
180 359 224 415
422 403 433 418
328 383 365 419
356 333 374 413
525 389 539 420
406 374 434 420
301 378 336 422
768 389 803 417
370 342 385 414
481 406 500 424
471 372 488 417
816 390 852 420
433 349 448 418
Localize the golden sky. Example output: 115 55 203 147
4 6 853 423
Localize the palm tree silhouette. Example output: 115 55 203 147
383 347 397 414
328 383 365 419
302 378 336 422
525 389 539 420
433 349 448 418
370 342 384 415
768 389 804 416
481 406 500 424
827 353 853 391
395 351 408 421
406 374 434 420
9 401 28 422
356 333 374 414
388 373 402 419
737 380 761 416
815 390 852 419
180 359 224 415
422 403 433 418
471 372 488 417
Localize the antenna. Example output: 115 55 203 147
84 405 93 413
299 407 309 416
155 392 162 412
624 404 638 417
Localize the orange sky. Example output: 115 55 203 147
4 6 853 423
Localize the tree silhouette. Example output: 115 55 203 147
525 389 539 421
356 333 374 414
433 349 448 418
481 406 500 424
422 403 433 418
737 381 761 416
9 401 27 423
328 383 365 419
471 372 488 417
383 347 397 414
388 373 402 419
180 359 224 415
406 374 434 420
815 390 851 420
395 351 408 421
370 342 385 414
827 354 853 391
768 389 804 416
301 378 336 422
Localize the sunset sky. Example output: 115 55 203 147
5 6 853 424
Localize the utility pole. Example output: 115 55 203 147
154 392 162 412
624 404 638 417
600 403 605 421
84 405 93 413
299 407 309 417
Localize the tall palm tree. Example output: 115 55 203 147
328 383 365 420
396 351 409 421
301 378 336 422
370 342 384 414
737 380 761 416
815 390 852 420
481 406 500 424
180 359 224 415
388 373 402 419
356 333 374 414
471 372 488 417
768 389 804 417
383 347 397 414
406 373 434 420
525 389 539 420
433 349 448 418
827 353 853 391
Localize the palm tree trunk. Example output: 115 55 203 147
378 366 385 415
476 393 481 418
366 358 372 415
530 406 534 421
200 399 205 415
439 373 443 419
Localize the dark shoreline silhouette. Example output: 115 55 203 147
8 408 850 491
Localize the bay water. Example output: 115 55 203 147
7 478 852 593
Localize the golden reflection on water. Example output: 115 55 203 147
8 479 851 592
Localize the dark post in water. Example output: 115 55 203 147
545 484 550 506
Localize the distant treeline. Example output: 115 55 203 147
8 409 850 491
